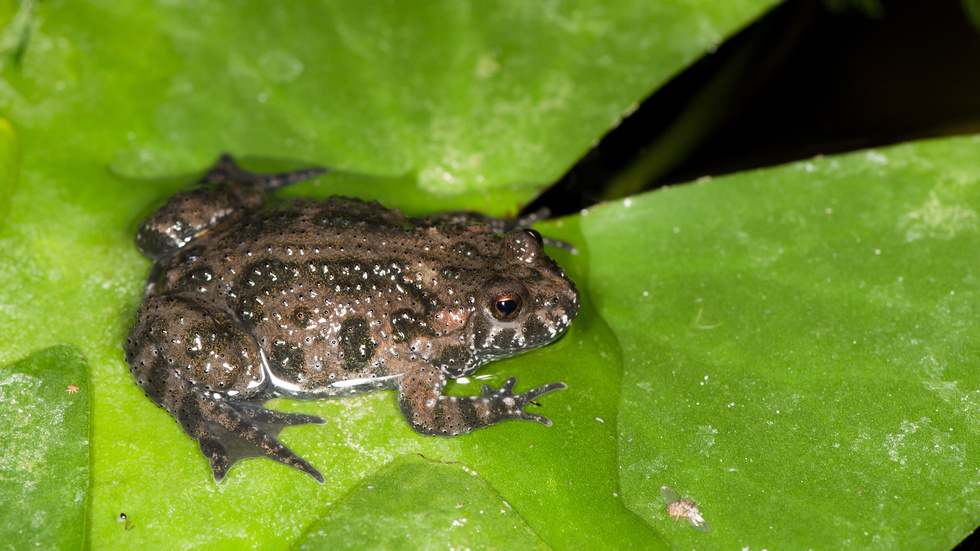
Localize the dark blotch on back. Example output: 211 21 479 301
313 210 374 229
439 266 461 281
390 308 434 343
232 297 262 331
185 318 238 360
231 258 300 329
174 265 215 293
236 200 312 239
449 241 480 258
307 258 379 297
270 341 306 380
310 198 405 230
339 316 375 371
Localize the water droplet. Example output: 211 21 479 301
258 50 305 83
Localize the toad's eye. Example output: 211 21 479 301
522 228 543 246
492 292 523 321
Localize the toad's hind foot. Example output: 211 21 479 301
179 386 327 483
201 153 327 192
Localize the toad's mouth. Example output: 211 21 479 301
471 312 572 362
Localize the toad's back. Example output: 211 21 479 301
150 196 513 393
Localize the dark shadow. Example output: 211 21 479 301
526 0 980 217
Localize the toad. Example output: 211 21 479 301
125 155 579 482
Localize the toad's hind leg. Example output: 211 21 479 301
201 153 327 192
174 381 327 483
126 295 327 482
135 155 326 262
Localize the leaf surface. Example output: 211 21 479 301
0 345 89 551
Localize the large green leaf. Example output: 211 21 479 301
0 345 89 551
6 1 978 550
583 137 980 549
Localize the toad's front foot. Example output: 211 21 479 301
481 376 567 426
398 374 567 436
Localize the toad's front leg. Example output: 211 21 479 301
126 294 326 482
397 366 566 436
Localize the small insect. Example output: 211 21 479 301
660 485 710 532
66 385 79 394
118 512 135 531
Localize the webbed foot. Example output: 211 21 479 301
480 376 568 426
398 372 566 436
179 386 327 483
201 153 327 192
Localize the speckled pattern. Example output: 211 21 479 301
125 155 580 482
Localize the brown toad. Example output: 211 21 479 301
125 155 580 483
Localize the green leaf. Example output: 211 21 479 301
296 454 550 550
583 137 980 548
13 1 978 550
0 116 16 228
0 345 89 551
